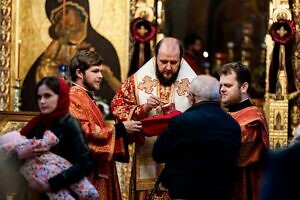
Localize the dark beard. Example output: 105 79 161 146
83 75 96 92
155 62 180 86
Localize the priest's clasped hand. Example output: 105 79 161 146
123 120 142 134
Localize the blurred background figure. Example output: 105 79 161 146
183 33 207 75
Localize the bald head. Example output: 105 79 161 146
189 75 220 102
155 37 184 59
154 37 184 86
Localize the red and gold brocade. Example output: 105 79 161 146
69 86 123 200
111 75 178 145
230 106 269 200
111 75 180 122
111 76 148 121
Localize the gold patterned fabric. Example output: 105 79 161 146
69 86 123 200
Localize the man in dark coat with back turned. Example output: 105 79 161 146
152 75 241 200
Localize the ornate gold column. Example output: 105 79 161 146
265 0 288 149
265 0 299 149
290 0 300 136
0 0 12 111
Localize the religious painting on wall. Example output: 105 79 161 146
15 0 129 116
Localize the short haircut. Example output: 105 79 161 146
154 38 184 59
220 62 252 90
69 50 103 81
190 75 220 101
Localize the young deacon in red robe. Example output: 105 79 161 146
220 62 269 200
68 50 142 200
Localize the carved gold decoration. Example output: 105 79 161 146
130 0 138 17
13 78 21 112
264 34 274 107
0 0 11 111
293 0 300 84
0 111 36 135
134 4 154 22
293 0 300 18
291 0 300 139
272 8 292 21
155 0 165 41
265 1 293 149
267 70 289 149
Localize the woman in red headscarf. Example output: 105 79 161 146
15 76 94 199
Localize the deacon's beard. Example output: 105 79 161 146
155 62 180 86
221 91 242 109
83 76 98 92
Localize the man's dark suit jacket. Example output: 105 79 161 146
153 101 241 200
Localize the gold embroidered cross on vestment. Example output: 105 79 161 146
175 78 190 96
137 75 158 94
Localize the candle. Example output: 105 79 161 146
17 39 21 79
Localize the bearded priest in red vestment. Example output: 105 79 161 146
111 37 196 200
